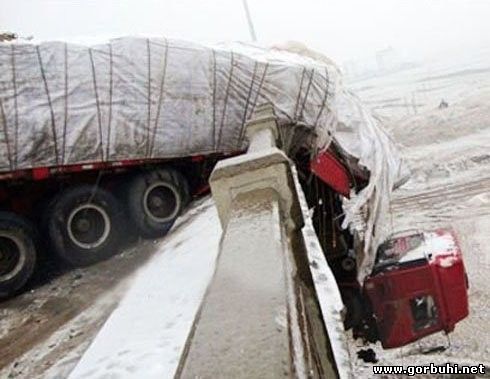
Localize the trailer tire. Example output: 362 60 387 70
0 212 37 299
126 168 187 238
47 185 123 267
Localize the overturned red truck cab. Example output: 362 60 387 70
365 229 469 348
308 151 469 349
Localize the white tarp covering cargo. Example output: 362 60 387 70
0 37 408 280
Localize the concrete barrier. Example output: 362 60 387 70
177 104 352 378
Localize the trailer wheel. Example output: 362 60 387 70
0 212 37 299
126 168 187 238
47 185 123 267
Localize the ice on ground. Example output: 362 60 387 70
68 198 221 379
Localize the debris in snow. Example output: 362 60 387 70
357 348 378 363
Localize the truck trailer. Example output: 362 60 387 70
0 37 468 348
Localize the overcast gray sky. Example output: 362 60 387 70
2 0 490 63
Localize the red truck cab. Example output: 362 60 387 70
308 151 469 349
364 229 469 348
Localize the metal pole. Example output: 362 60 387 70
242 0 257 42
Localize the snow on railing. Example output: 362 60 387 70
177 103 352 378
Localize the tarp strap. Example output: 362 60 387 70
37 45 60 165
211 50 218 150
238 61 259 143
145 38 152 159
217 51 235 149
294 68 307 121
249 62 269 120
106 42 114 161
10 44 19 169
149 38 169 158
0 99 13 170
88 47 104 161
298 68 315 121
314 68 330 129
62 43 69 164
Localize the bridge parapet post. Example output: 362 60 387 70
177 103 351 378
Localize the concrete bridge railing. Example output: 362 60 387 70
177 104 352 378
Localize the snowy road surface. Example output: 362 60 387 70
0 198 221 379
69 199 221 379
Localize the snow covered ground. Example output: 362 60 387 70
347 52 490 377
69 198 221 379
